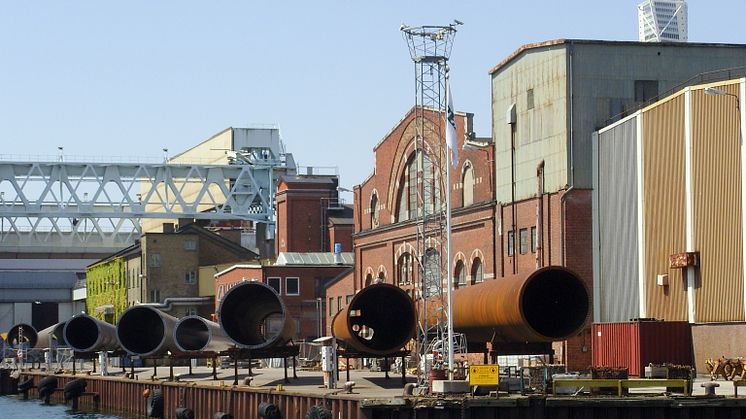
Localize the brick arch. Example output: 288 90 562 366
364 267 375 287
394 242 416 261
386 115 444 218
469 249 486 284
377 265 388 283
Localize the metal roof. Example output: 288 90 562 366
0 271 79 289
275 252 353 266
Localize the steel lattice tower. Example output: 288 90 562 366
401 22 459 384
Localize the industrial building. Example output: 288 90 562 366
593 77 746 370
489 39 746 368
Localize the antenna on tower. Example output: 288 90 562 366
401 21 463 387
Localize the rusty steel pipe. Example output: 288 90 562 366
444 266 589 343
116 306 180 356
174 315 234 353
64 314 119 353
218 281 295 350
332 283 417 356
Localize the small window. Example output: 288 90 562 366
184 271 197 284
150 289 160 302
519 228 529 255
507 231 515 256
455 260 466 287
531 226 538 253
328 297 335 316
185 307 197 316
337 296 343 313
183 239 197 251
346 295 353 304
527 88 534 110
285 277 299 296
267 277 281 294
471 258 483 284
148 253 161 268
370 193 379 228
398 253 413 285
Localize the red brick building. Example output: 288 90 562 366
275 175 353 254
326 106 592 370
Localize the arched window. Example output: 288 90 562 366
365 273 373 287
454 260 466 288
462 164 474 207
397 253 413 285
471 258 483 284
377 271 385 283
423 248 441 297
395 151 442 222
370 193 379 228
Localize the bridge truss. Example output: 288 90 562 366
0 153 292 253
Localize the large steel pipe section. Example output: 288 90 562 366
332 283 417 356
64 314 119 353
8 322 67 349
218 281 295 350
449 266 590 343
36 322 67 348
7 323 38 348
174 315 234 352
117 306 179 356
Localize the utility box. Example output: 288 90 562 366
321 346 335 372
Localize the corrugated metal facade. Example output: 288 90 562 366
597 117 640 322
642 94 688 321
691 83 745 322
592 321 693 376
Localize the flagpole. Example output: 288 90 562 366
445 78 455 380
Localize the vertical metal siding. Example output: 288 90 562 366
597 117 640 322
691 84 745 322
593 321 692 376
642 95 688 321
638 321 693 369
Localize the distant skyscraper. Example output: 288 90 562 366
638 0 688 42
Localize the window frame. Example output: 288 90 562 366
184 271 197 285
285 277 300 296
507 231 515 256
519 228 529 255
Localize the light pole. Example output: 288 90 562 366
704 86 742 144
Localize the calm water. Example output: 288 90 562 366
0 395 128 418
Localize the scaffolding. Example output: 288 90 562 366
401 22 461 385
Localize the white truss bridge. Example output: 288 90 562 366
0 155 291 253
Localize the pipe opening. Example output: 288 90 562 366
219 282 288 348
522 269 589 339
175 317 209 351
65 316 98 352
8 324 37 348
117 307 165 355
347 285 415 352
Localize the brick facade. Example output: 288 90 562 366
276 176 353 254
325 107 594 371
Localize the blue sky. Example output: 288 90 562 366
2 1 745 190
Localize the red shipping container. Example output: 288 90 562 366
592 320 692 376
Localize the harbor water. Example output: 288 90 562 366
0 394 127 418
